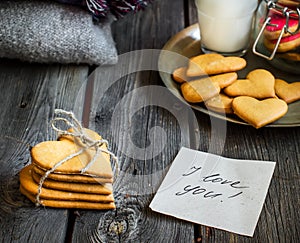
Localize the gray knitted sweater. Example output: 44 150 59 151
0 0 118 65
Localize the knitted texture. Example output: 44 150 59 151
0 0 118 65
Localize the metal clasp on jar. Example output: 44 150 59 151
253 0 300 60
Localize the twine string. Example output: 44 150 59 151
35 109 119 206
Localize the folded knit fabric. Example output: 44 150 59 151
0 0 118 65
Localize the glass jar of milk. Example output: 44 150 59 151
195 0 258 56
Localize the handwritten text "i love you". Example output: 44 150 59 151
175 165 249 201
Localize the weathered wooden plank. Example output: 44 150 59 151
0 60 88 242
195 125 300 243
187 0 198 26
72 55 196 243
111 0 186 53
71 0 197 242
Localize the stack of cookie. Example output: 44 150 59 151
19 128 116 210
172 53 300 128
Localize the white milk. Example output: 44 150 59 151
195 0 258 54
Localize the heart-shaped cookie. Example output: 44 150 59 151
224 69 276 99
209 72 237 89
20 165 116 210
205 93 234 114
275 79 300 104
172 67 189 83
232 96 288 128
31 167 113 194
32 165 113 184
20 165 114 202
263 12 299 40
31 128 113 178
181 78 220 103
186 53 246 77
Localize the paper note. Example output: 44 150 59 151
149 147 276 237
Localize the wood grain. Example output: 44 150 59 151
0 0 299 242
0 60 88 242
195 125 300 243
71 0 197 242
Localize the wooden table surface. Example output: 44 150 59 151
0 0 299 242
